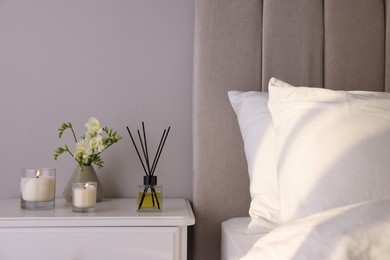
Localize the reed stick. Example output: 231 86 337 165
126 126 149 176
151 127 170 176
142 122 151 174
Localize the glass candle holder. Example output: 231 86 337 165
20 168 56 210
72 182 97 213
137 176 162 212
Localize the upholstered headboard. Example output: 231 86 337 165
193 0 390 259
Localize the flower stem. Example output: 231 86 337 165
70 126 78 143
65 148 74 158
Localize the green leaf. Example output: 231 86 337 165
92 155 104 168
58 122 72 139
54 144 72 161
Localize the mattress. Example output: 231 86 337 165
221 217 268 260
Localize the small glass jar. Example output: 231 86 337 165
72 182 97 213
137 176 162 212
20 168 56 210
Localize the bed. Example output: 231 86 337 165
192 0 390 259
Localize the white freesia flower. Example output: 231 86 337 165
88 137 98 150
96 135 106 152
85 149 93 157
88 135 106 152
74 142 86 158
85 117 102 135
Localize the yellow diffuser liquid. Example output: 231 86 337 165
137 185 162 212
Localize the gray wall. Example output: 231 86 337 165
0 0 194 200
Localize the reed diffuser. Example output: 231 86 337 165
126 122 170 212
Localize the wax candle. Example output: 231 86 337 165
72 182 97 212
20 168 56 210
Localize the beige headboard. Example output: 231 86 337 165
192 0 389 259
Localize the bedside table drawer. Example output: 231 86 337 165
0 199 195 260
0 226 182 260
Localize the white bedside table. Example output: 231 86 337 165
0 198 195 260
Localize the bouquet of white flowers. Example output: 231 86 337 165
54 117 122 170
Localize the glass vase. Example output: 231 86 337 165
137 176 162 212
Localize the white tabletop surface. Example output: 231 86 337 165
0 198 195 228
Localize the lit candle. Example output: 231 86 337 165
72 182 97 212
21 169 55 201
20 168 56 210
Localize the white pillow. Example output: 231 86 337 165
243 199 390 259
228 91 279 233
268 77 390 223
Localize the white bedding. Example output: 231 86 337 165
226 81 390 260
221 217 268 260
241 199 390 260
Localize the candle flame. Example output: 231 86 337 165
35 169 40 178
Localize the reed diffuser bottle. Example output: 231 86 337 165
127 122 170 212
137 176 162 212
